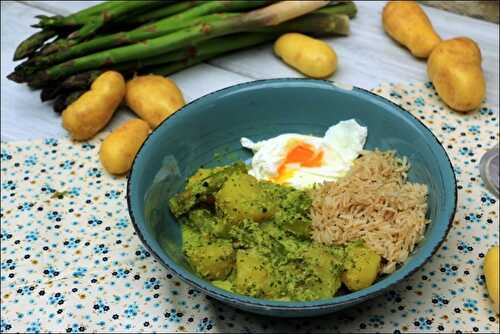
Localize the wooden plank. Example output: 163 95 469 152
2 2 252 141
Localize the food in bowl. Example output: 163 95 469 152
168 119 429 302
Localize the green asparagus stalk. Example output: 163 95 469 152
17 2 183 63
67 1 166 41
41 84 65 102
38 23 117 56
34 1 162 28
119 32 278 73
114 1 202 26
143 34 275 76
23 13 240 71
13 29 56 61
145 54 214 77
46 1 128 24
138 8 355 74
38 33 273 93
253 12 350 36
12 2 353 85
60 70 102 90
43 7 354 103
27 1 330 85
38 38 77 56
47 37 256 107
28 0 270 63
322 1 357 18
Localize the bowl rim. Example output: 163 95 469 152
127 78 457 311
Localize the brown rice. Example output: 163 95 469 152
311 150 429 273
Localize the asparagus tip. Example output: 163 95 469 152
13 53 24 61
52 94 67 113
15 61 29 71
334 14 351 36
25 71 47 87
6 71 26 83
40 86 61 102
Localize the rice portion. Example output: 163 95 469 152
311 150 429 274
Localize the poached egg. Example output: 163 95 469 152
241 119 367 189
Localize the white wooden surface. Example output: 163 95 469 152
1 1 499 142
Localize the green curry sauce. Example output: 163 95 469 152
168 161 381 302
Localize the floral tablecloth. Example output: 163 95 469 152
1 82 499 333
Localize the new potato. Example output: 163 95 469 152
99 118 150 175
382 1 441 58
484 245 499 314
126 74 185 129
427 37 486 112
62 71 126 140
274 33 337 78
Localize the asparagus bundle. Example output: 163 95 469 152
9 0 357 112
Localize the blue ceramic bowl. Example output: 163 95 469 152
127 79 456 317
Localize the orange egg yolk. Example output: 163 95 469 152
272 142 324 183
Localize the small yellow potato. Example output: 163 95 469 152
382 1 441 58
427 37 486 112
99 118 150 175
125 75 185 129
274 33 337 78
484 245 499 314
62 71 125 140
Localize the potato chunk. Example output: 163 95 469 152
234 249 271 297
302 245 343 300
215 173 276 223
342 242 381 291
183 230 235 281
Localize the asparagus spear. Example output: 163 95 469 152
41 84 62 102
37 24 117 56
38 38 77 56
27 1 150 57
144 37 273 76
119 32 278 74
23 13 240 71
27 1 330 85
60 70 102 90
68 1 166 41
25 0 270 67
322 1 357 18
37 32 270 94
13 30 56 61
36 7 353 95
114 1 202 26
142 10 353 74
34 1 162 28
253 11 351 36
12 2 354 85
